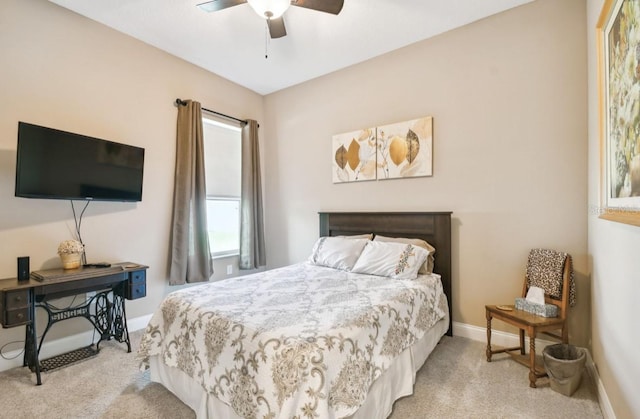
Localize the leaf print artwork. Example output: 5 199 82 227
332 128 376 183
377 116 433 180
331 117 433 182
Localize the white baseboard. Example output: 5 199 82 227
452 321 614 419
453 320 556 349
586 357 616 419
0 313 152 373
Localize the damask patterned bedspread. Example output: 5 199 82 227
138 262 447 419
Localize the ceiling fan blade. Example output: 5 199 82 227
197 0 247 13
291 0 344 15
268 17 287 39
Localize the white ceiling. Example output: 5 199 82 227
49 0 534 95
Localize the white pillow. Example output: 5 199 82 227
374 235 435 274
351 240 429 280
308 237 369 271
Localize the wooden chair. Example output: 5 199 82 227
485 253 571 388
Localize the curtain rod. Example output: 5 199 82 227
175 98 250 126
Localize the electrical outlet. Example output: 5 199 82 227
226 265 233 275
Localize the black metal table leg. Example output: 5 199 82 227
112 288 131 352
24 294 42 385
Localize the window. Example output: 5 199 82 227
202 114 242 258
206 197 240 257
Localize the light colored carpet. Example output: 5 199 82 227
0 332 603 418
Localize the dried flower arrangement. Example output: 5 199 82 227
57 239 84 255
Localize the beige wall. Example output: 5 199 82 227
587 0 639 417
0 0 263 346
263 0 590 347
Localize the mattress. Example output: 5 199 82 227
139 262 448 419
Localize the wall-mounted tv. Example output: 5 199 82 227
15 122 145 202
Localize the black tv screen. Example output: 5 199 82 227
15 122 145 202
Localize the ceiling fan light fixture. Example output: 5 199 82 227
247 0 291 19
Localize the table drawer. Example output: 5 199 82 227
126 283 146 300
4 307 30 327
1 289 31 327
129 270 145 284
125 270 146 300
4 289 29 309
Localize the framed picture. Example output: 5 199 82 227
596 0 640 226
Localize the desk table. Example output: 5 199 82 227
0 262 147 385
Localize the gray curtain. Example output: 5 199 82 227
239 119 266 269
168 100 213 284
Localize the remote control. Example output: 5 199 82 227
94 262 111 268
84 262 111 268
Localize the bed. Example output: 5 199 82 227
138 212 452 419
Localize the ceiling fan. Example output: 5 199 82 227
197 0 344 39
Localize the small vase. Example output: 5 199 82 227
60 253 82 269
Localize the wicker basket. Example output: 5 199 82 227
60 253 82 269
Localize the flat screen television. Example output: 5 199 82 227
15 122 145 202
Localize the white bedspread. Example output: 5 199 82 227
138 262 446 419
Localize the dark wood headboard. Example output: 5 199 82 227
319 211 453 336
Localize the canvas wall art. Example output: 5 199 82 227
332 116 433 183
377 116 433 180
332 128 376 183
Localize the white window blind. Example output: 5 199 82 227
203 116 242 198
202 114 242 257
